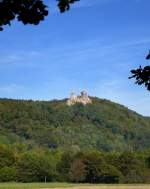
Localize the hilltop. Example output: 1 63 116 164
0 97 150 152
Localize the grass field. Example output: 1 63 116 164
0 183 150 189
0 182 74 189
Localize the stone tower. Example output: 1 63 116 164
79 91 92 105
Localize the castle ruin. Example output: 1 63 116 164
67 91 92 106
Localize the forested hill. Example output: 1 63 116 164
0 97 150 152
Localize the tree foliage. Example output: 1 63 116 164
129 51 150 91
0 98 150 183
0 98 150 152
0 0 79 31
16 152 56 182
0 144 150 183
69 159 86 182
58 0 79 13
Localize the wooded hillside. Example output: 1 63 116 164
0 97 150 152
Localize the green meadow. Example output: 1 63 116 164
0 183 150 189
0 182 74 189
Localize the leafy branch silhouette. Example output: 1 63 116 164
0 0 79 31
129 51 150 91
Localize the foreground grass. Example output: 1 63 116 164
0 182 75 189
0 183 150 189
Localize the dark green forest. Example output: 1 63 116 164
0 97 150 183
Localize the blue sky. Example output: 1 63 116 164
0 0 150 116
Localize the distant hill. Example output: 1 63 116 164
0 97 150 152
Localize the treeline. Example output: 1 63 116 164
1 144 150 183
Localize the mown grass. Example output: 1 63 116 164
0 183 150 189
0 182 75 189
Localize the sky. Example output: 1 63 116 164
0 0 150 116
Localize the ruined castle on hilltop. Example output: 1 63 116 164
67 91 92 106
